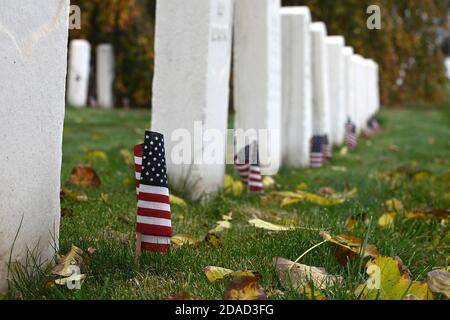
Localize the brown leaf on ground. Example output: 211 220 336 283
70 165 101 187
320 231 380 265
167 292 201 300
273 257 343 290
319 187 336 195
204 232 223 247
224 276 267 300
405 209 449 221
61 208 74 218
386 144 400 152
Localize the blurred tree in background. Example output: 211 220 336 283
70 0 156 108
284 0 449 106
70 0 448 108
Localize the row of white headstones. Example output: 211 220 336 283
0 0 380 292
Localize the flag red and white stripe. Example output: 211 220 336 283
234 142 264 192
345 120 358 150
322 135 332 161
310 135 324 168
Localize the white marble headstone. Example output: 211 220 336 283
0 0 69 293
96 44 115 109
310 22 332 142
343 46 355 123
280 7 312 168
67 39 91 108
151 0 233 200
351 54 364 133
233 0 282 175
326 36 346 145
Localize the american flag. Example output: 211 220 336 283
344 119 358 150
368 116 380 132
322 134 332 161
134 131 172 253
310 135 324 168
234 141 264 192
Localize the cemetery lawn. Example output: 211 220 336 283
7 106 450 300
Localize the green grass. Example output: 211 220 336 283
6 106 450 300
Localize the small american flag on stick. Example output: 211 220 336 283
234 141 264 192
322 134 332 161
344 119 358 150
134 131 172 256
310 135 324 168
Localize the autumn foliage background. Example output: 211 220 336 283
70 0 450 108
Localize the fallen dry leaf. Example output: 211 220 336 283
170 194 188 207
171 234 199 247
204 232 223 247
248 218 294 232
100 192 109 203
320 231 380 265
300 283 328 300
167 292 201 300
70 165 101 187
276 191 346 207
273 257 343 291
356 256 433 300
52 245 84 277
387 144 400 153
319 187 336 195
60 188 88 202
204 266 234 282
405 209 449 221
378 212 396 229
224 276 267 300
120 148 134 166
84 149 108 162
385 198 404 212
427 270 450 298
263 176 275 189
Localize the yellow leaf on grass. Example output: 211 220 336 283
300 284 328 300
279 191 345 207
249 218 294 232
84 149 108 162
378 212 396 229
263 176 275 189
171 234 199 247
170 194 187 207
210 220 232 234
100 192 109 203
224 276 267 300
385 198 404 212
232 180 244 196
224 175 234 191
224 175 244 196
356 256 433 300
204 266 234 282
120 149 134 166
296 182 308 190
222 212 233 221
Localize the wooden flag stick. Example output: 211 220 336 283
135 232 142 262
